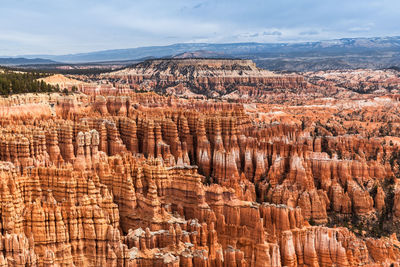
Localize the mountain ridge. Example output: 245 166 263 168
16 36 400 63
3 36 400 71
0 57 59 65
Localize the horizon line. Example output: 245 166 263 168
2 34 398 58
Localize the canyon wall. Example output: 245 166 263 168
0 90 399 266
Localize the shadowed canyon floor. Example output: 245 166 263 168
1 59 400 266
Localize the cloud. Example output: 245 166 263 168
0 31 49 44
299 30 319 35
349 27 372 33
263 31 282 36
0 0 399 55
193 3 203 9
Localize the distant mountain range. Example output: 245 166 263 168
4 36 400 71
0 57 58 65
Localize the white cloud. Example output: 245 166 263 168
0 31 49 44
0 0 399 54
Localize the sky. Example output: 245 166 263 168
0 0 399 56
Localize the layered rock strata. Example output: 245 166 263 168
0 89 399 266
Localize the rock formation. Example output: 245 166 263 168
0 61 399 266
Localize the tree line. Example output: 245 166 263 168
0 69 59 95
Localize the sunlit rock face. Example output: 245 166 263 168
1 61 400 266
